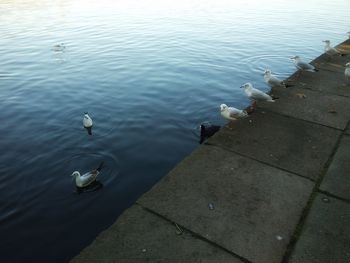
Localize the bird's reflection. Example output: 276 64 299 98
85 126 93 135
75 180 103 194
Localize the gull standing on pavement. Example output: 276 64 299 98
220 104 248 121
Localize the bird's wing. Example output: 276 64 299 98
329 47 341 55
80 171 99 186
298 61 315 71
228 108 246 118
251 89 272 101
221 110 236 120
83 118 92 127
269 76 283 86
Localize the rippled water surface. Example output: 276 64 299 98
0 0 349 261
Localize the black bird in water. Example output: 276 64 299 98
199 124 221 144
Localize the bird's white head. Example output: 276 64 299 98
220 104 228 111
240 82 252 90
71 171 80 177
345 62 350 68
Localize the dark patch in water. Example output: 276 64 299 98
76 181 103 194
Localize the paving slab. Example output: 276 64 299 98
346 124 350 135
314 57 348 73
285 67 349 97
312 40 350 72
320 135 350 201
71 205 240 263
313 54 350 73
206 110 340 180
259 84 350 130
139 145 314 263
289 194 350 263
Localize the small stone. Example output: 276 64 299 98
142 249 147 253
322 197 330 203
296 93 307 99
276 235 283 241
174 223 183 235
208 203 214 210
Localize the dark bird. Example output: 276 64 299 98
200 124 220 144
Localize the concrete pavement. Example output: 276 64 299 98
71 39 350 263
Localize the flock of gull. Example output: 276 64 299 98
72 36 350 190
202 38 350 142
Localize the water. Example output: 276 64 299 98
0 0 349 261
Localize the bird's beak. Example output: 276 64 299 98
240 85 244 88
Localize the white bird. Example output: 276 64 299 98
323 40 343 56
71 162 104 188
83 112 93 135
345 62 350 84
241 82 275 105
220 104 248 121
83 112 93 128
263 69 286 88
290 56 318 76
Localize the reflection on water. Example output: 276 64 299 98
0 0 349 262
75 181 103 194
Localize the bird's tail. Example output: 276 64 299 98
271 95 279 101
281 81 294 88
96 161 104 172
240 110 249 117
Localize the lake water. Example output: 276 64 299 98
0 0 349 262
